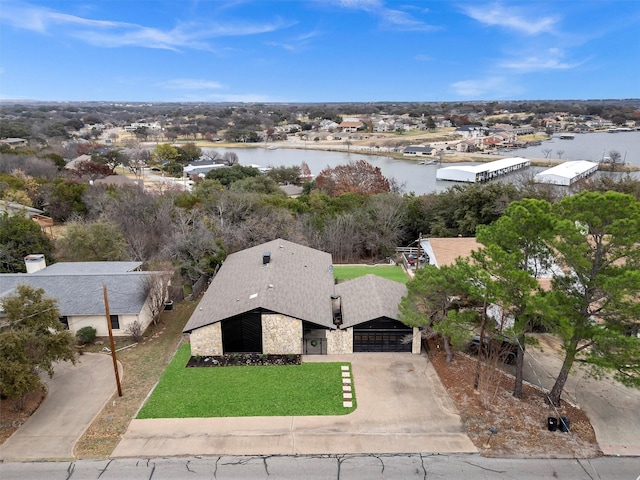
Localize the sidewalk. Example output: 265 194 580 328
112 353 477 457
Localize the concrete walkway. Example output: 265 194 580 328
521 334 640 457
112 353 477 457
0 353 117 462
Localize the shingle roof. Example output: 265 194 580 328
183 239 336 332
0 271 152 316
422 238 481 267
336 274 407 329
36 261 142 275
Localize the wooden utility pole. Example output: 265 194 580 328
103 285 123 397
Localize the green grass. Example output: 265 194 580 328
137 344 356 418
333 264 409 284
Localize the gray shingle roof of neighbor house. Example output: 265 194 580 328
335 274 407 329
0 271 153 316
183 239 336 333
35 261 143 275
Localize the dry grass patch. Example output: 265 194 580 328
427 339 600 458
74 300 197 458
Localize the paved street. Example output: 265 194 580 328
1 454 639 479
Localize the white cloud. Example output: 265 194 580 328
0 2 291 51
181 92 274 103
451 77 520 98
327 0 438 31
159 79 225 90
462 4 558 35
266 29 323 53
499 48 582 72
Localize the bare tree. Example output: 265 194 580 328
607 150 623 171
140 269 172 325
556 150 565 159
541 148 552 158
222 151 239 166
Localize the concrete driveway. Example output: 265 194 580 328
0 353 117 462
112 353 477 457
520 334 640 456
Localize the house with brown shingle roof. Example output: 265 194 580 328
339 120 363 133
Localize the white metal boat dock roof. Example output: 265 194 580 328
534 160 599 186
436 157 530 183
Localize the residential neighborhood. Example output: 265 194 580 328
1 99 639 472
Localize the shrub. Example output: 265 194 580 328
125 320 144 342
76 326 97 345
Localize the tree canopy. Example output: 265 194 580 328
315 160 390 197
540 191 640 405
0 285 76 405
0 212 54 273
55 219 129 261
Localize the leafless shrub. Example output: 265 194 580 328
126 320 144 342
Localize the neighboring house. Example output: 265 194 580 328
403 145 435 157
0 138 28 148
455 125 485 138
339 121 363 133
419 237 481 268
184 159 228 176
0 256 162 337
65 154 92 170
94 175 143 189
0 200 53 237
373 120 392 132
183 239 419 356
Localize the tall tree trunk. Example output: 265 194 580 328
443 335 454 363
473 300 489 390
548 341 577 407
513 333 525 398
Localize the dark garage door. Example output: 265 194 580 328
353 318 412 353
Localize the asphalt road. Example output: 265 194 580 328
1 454 639 479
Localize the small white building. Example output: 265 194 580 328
436 157 530 183
534 161 599 186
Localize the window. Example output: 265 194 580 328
59 316 69 329
110 315 120 329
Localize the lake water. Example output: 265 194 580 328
205 131 639 195
506 131 640 165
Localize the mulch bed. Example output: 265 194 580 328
426 339 601 458
186 353 302 367
0 386 47 445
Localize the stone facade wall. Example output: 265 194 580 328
190 322 223 356
262 314 302 354
327 327 353 354
411 327 422 354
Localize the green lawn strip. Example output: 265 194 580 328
137 344 356 418
333 264 408 283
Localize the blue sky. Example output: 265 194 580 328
1 0 639 102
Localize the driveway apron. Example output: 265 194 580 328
522 334 640 456
111 353 477 457
0 353 117 461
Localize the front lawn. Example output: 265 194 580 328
137 344 356 418
333 264 408 284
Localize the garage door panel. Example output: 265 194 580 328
353 329 412 352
